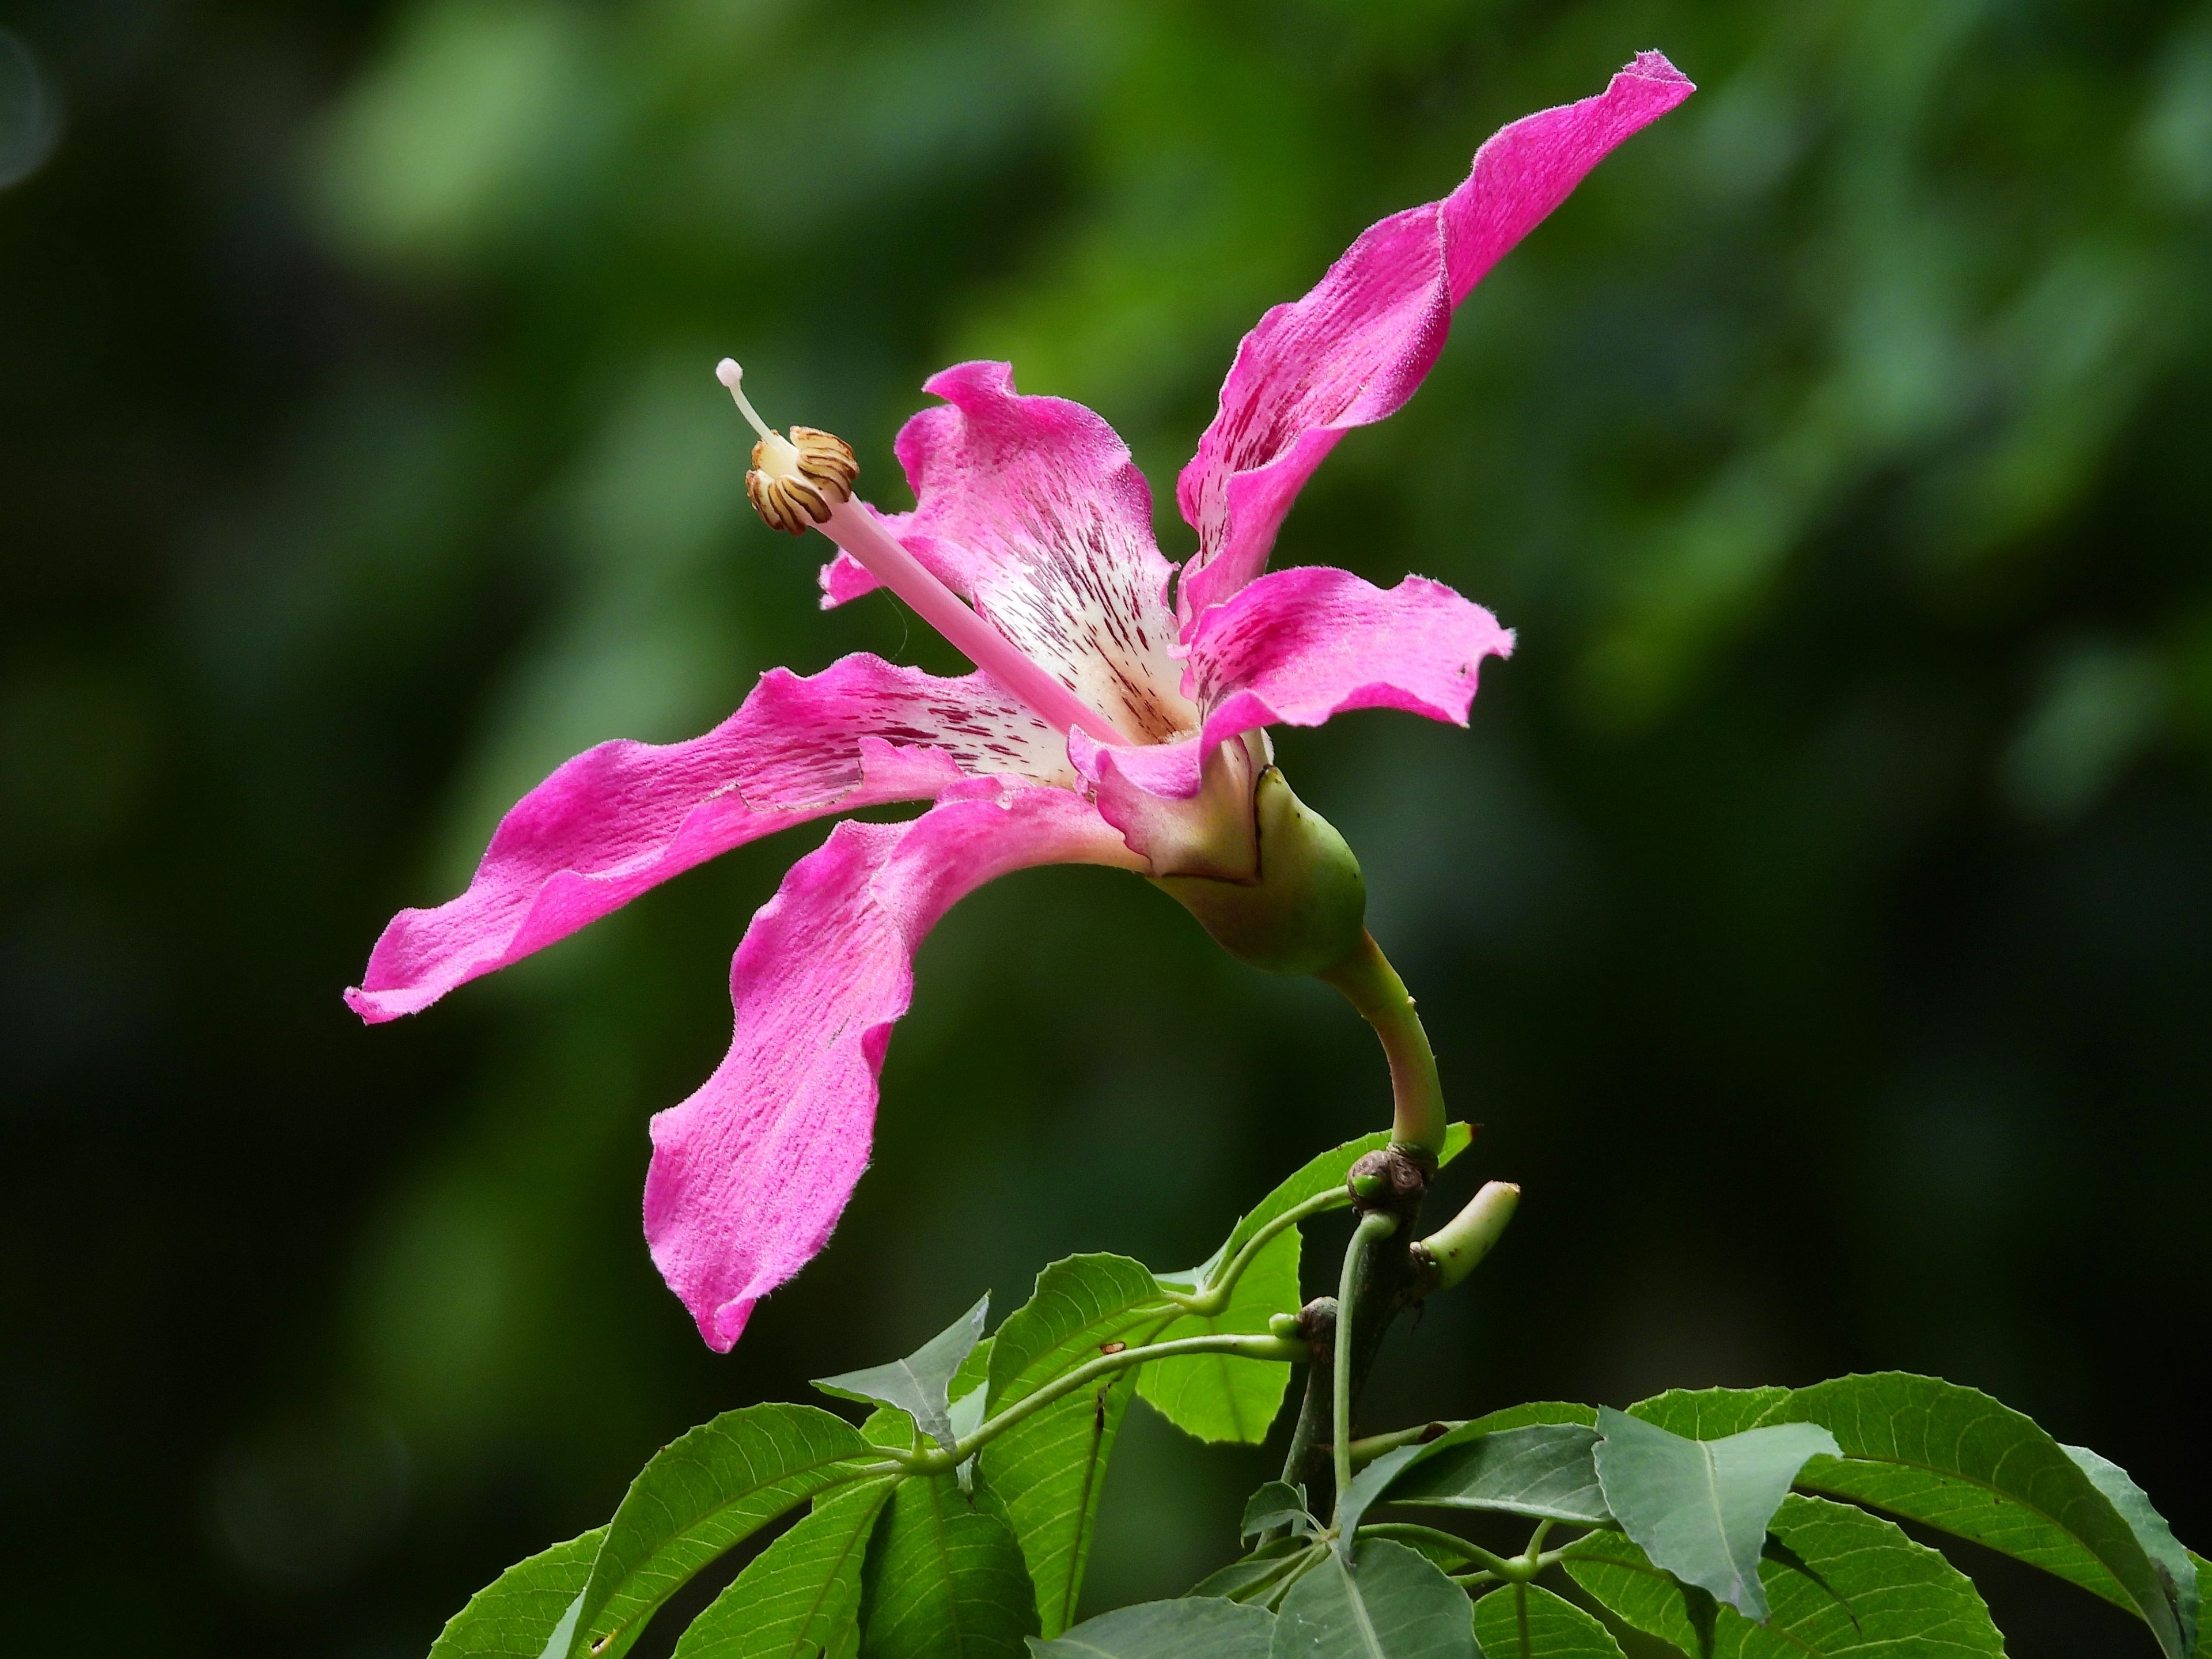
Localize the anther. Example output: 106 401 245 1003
717 359 858 536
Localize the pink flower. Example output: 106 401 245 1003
348 54 1692 1350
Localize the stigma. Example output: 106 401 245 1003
718 359 859 535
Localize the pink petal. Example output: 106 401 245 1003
346 655 1070 1022
823 361 1194 745
1086 730 1264 882
814 502 921 608
819 550 878 607
1071 566 1513 804
643 779 1141 1350
1175 51 1694 629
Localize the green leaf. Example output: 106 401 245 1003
2192 1554 2211 1658
671 1478 897 1659
1566 1493 2006 1658
1027 1596 1275 1657
949 1385 991 1450
1459 1403 1598 1434
1766 1373 2190 1657
816 1293 991 1455
1470 1585 1628 1659
1188 1537 1314 1603
1381 1423 1611 1526
1626 1389 1794 1441
1592 1407 1838 1622
955 1338 996 1402
428 1528 608 1659
1241 1482 1314 1541
861 1471 1040 1659
1270 1537 1478 1658
541 1596 589 1659
1334 1444 1427 1548
980 1253 1177 1637
1139 1125 1471 1448
2063 1445 2201 1658
864 1406 923 1450
1355 1525 1493 1577
568 1403 874 1658
1140 1228 1301 1444
946 1336 997 1490
984 1254 1175 1412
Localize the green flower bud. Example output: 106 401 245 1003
1152 767 1367 977
1411 1181 1520 1293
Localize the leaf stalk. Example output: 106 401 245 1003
861 1330 1308 1479
1339 1421 1464 1469
1167 1187 1350 1315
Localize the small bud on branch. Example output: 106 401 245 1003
1411 1180 1520 1294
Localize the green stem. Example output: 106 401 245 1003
1320 933 1445 1158
864 1330 1306 1478
1332 1210 1399 1513
1425 1535 1526 1581
1343 1421 1464 1468
1259 1547 1326 1612
1355 1522 1498 1569
1171 1188 1349 1316
1354 1522 1575 1585
1222 1546 1317 1605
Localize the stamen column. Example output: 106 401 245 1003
719 359 1128 749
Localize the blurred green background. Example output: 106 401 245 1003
5 0 2211 1653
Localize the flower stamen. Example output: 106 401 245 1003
718 359 1130 747
720 359 858 533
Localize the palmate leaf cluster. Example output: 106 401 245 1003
425 1134 2203 1659
426 1128 1460 1659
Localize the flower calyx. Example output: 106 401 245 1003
1152 765 1367 977
719 358 858 534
